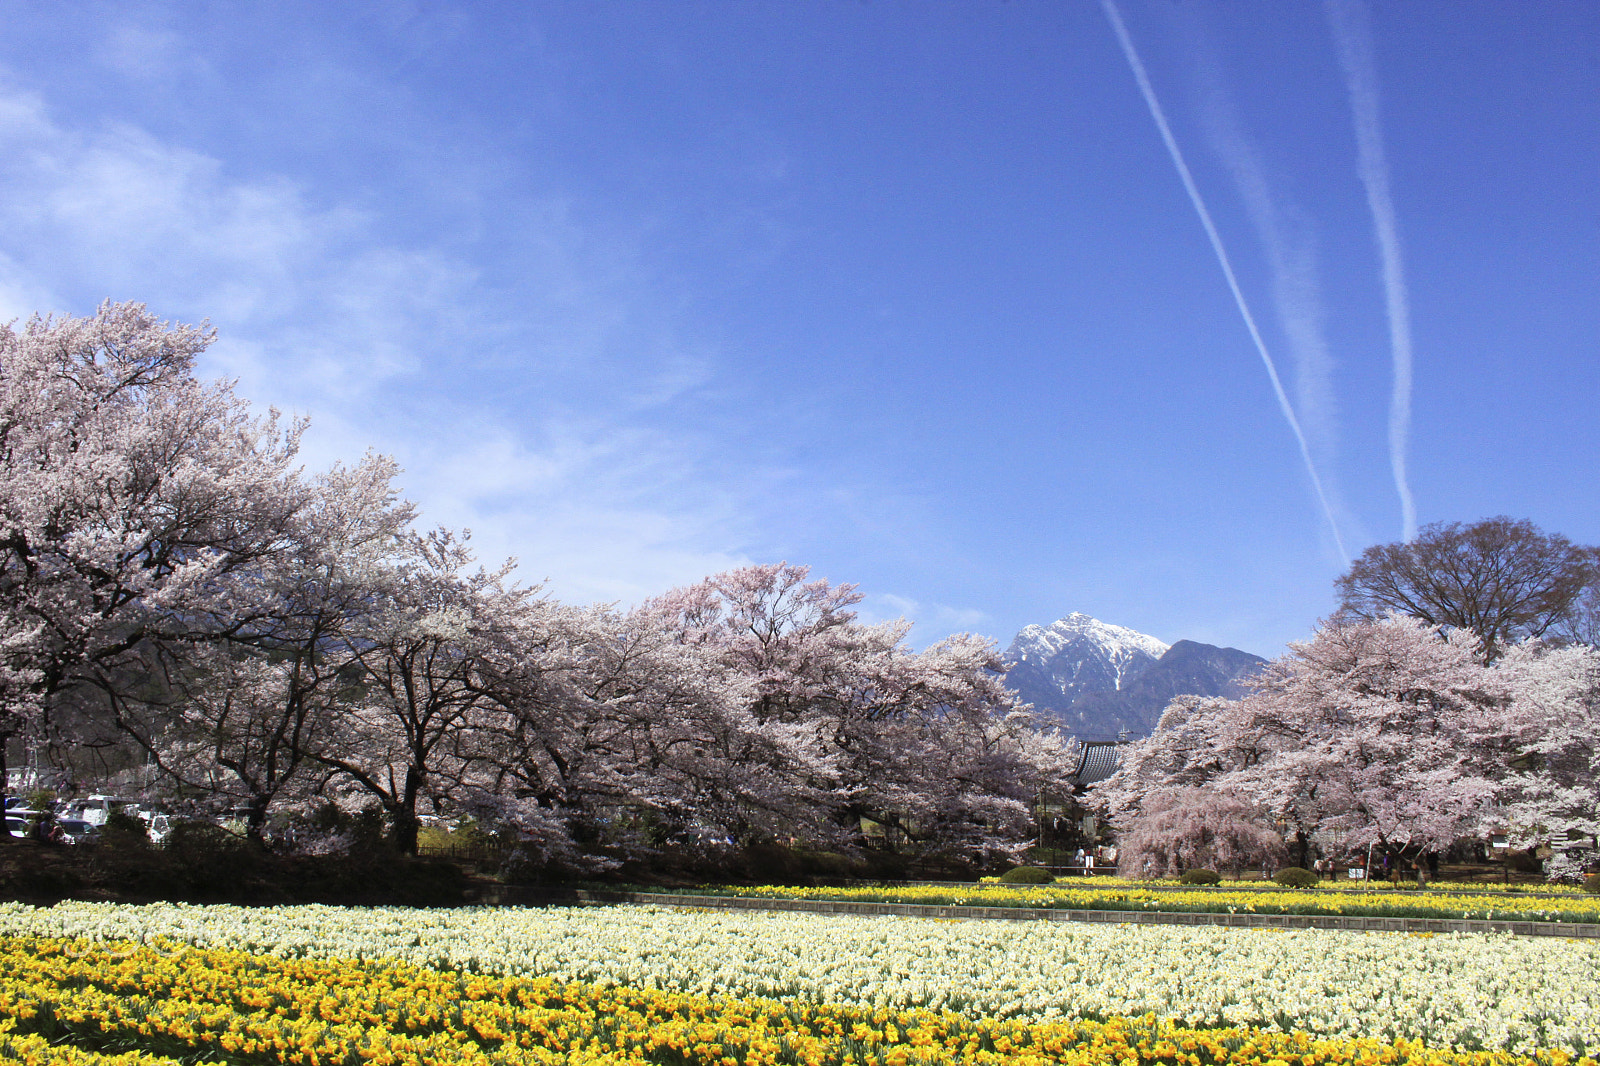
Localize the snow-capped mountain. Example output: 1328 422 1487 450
1005 613 1169 700
1003 613 1265 739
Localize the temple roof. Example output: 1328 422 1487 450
1071 741 1121 787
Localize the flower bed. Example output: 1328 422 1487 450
976 877 1581 896
2 902 1597 1054
0 935 1595 1066
686 883 1599 923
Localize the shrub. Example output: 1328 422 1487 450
1507 849 1543 873
998 865 1055 884
159 821 268 899
99 810 151 849
1583 873 1600 894
292 853 466 907
6 865 83 900
1272 867 1319 888
1178 868 1221 885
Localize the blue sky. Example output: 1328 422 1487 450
0 1 1594 657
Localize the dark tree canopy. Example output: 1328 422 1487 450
1335 517 1599 659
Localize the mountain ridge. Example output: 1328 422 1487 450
1002 613 1266 739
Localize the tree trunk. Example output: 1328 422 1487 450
390 766 423 855
244 795 269 846
0 736 12 845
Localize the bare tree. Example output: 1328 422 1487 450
1335 517 1599 660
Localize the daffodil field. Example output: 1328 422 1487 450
693 882 1600 925
0 902 1594 1066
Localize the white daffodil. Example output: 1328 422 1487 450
0 900 1595 1054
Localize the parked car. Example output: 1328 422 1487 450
4 817 29 838
59 795 135 827
54 818 100 845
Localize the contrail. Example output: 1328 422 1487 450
1197 73 1341 495
1325 0 1416 541
1100 0 1349 563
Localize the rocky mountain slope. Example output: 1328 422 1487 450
1003 613 1265 739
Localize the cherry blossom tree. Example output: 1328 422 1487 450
1494 641 1600 880
309 528 551 854
1093 694 1259 815
2 301 1081 869
0 302 307 791
645 563 1071 861
1111 786 1286 879
1233 616 1505 860
1097 616 1509 870
470 602 778 864
130 455 417 842
148 650 319 830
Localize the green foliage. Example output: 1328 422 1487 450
1178 868 1222 885
295 801 391 855
1583 873 1600 894
1272 867 1319 888
998 865 1055 884
78 816 468 905
1507 849 1544 873
1022 847 1075 867
417 818 495 857
148 822 264 900
99 810 149 849
415 825 455 852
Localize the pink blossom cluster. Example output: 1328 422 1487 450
1095 614 1600 880
0 303 1078 865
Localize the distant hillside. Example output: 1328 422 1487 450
1003 614 1266 739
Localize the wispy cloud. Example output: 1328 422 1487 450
1190 49 1349 534
858 593 990 646
1325 0 1417 541
0 86 440 401
396 416 758 605
1100 0 1349 564
0 76 760 608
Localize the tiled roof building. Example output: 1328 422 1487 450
1071 741 1120 789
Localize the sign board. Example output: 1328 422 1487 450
1348 867 1365 879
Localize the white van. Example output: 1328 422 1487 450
61 795 135 827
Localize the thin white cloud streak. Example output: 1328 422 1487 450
1100 0 1349 564
1325 0 1417 541
1195 76 1350 535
